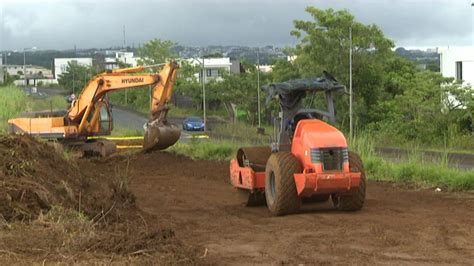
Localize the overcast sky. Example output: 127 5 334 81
0 0 473 51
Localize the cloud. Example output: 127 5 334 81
0 0 472 50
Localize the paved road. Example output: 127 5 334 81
111 106 199 142
376 147 474 170
111 106 148 131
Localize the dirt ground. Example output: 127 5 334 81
118 151 473 264
0 137 473 264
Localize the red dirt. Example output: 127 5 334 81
127 151 474 264
0 138 473 264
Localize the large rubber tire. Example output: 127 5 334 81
332 151 366 211
265 152 302 216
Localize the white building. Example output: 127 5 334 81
258 64 273 73
439 46 474 86
187 57 232 83
102 51 139 70
4 64 53 79
54 58 93 80
115 51 138 67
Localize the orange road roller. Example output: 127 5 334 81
230 73 366 216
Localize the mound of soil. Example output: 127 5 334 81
0 135 197 263
0 135 80 221
0 135 134 221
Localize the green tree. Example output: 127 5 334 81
111 38 178 111
372 69 472 143
270 59 300 82
137 39 177 65
173 60 202 107
290 7 395 128
1 72 19 86
57 62 98 94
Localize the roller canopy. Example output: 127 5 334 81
263 71 346 110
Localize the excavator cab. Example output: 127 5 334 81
97 98 113 136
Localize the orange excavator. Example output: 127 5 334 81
8 62 181 156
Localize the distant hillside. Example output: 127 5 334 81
2 45 288 71
395 47 440 72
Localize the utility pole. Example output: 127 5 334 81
123 25 126 50
471 2 474 45
72 67 75 95
23 47 36 88
201 50 207 131
256 48 261 129
23 49 26 87
349 26 353 139
123 25 128 104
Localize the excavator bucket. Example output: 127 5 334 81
143 121 181 152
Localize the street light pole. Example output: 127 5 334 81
23 47 37 88
349 26 353 139
256 48 261 128
23 49 26 87
471 2 474 45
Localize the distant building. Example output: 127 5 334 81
93 51 139 70
0 54 4 84
4 64 53 79
439 46 474 86
115 51 138 67
187 57 232 83
54 58 93 79
258 65 273 73
230 59 244 74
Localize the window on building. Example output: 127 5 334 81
455 61 463 81
206 69 212 77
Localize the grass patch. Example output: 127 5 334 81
168 128 474 191
372 129 474 155
167 140 239 161
210 122 273 145
1 85 69 132
350 132 474 191
27 95 68 112
0 86 28 132
111 126 143 137
168 122 275 161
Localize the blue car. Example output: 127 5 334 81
182 116 205 131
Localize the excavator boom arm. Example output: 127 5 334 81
69 62 180 151
68 63 178 123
